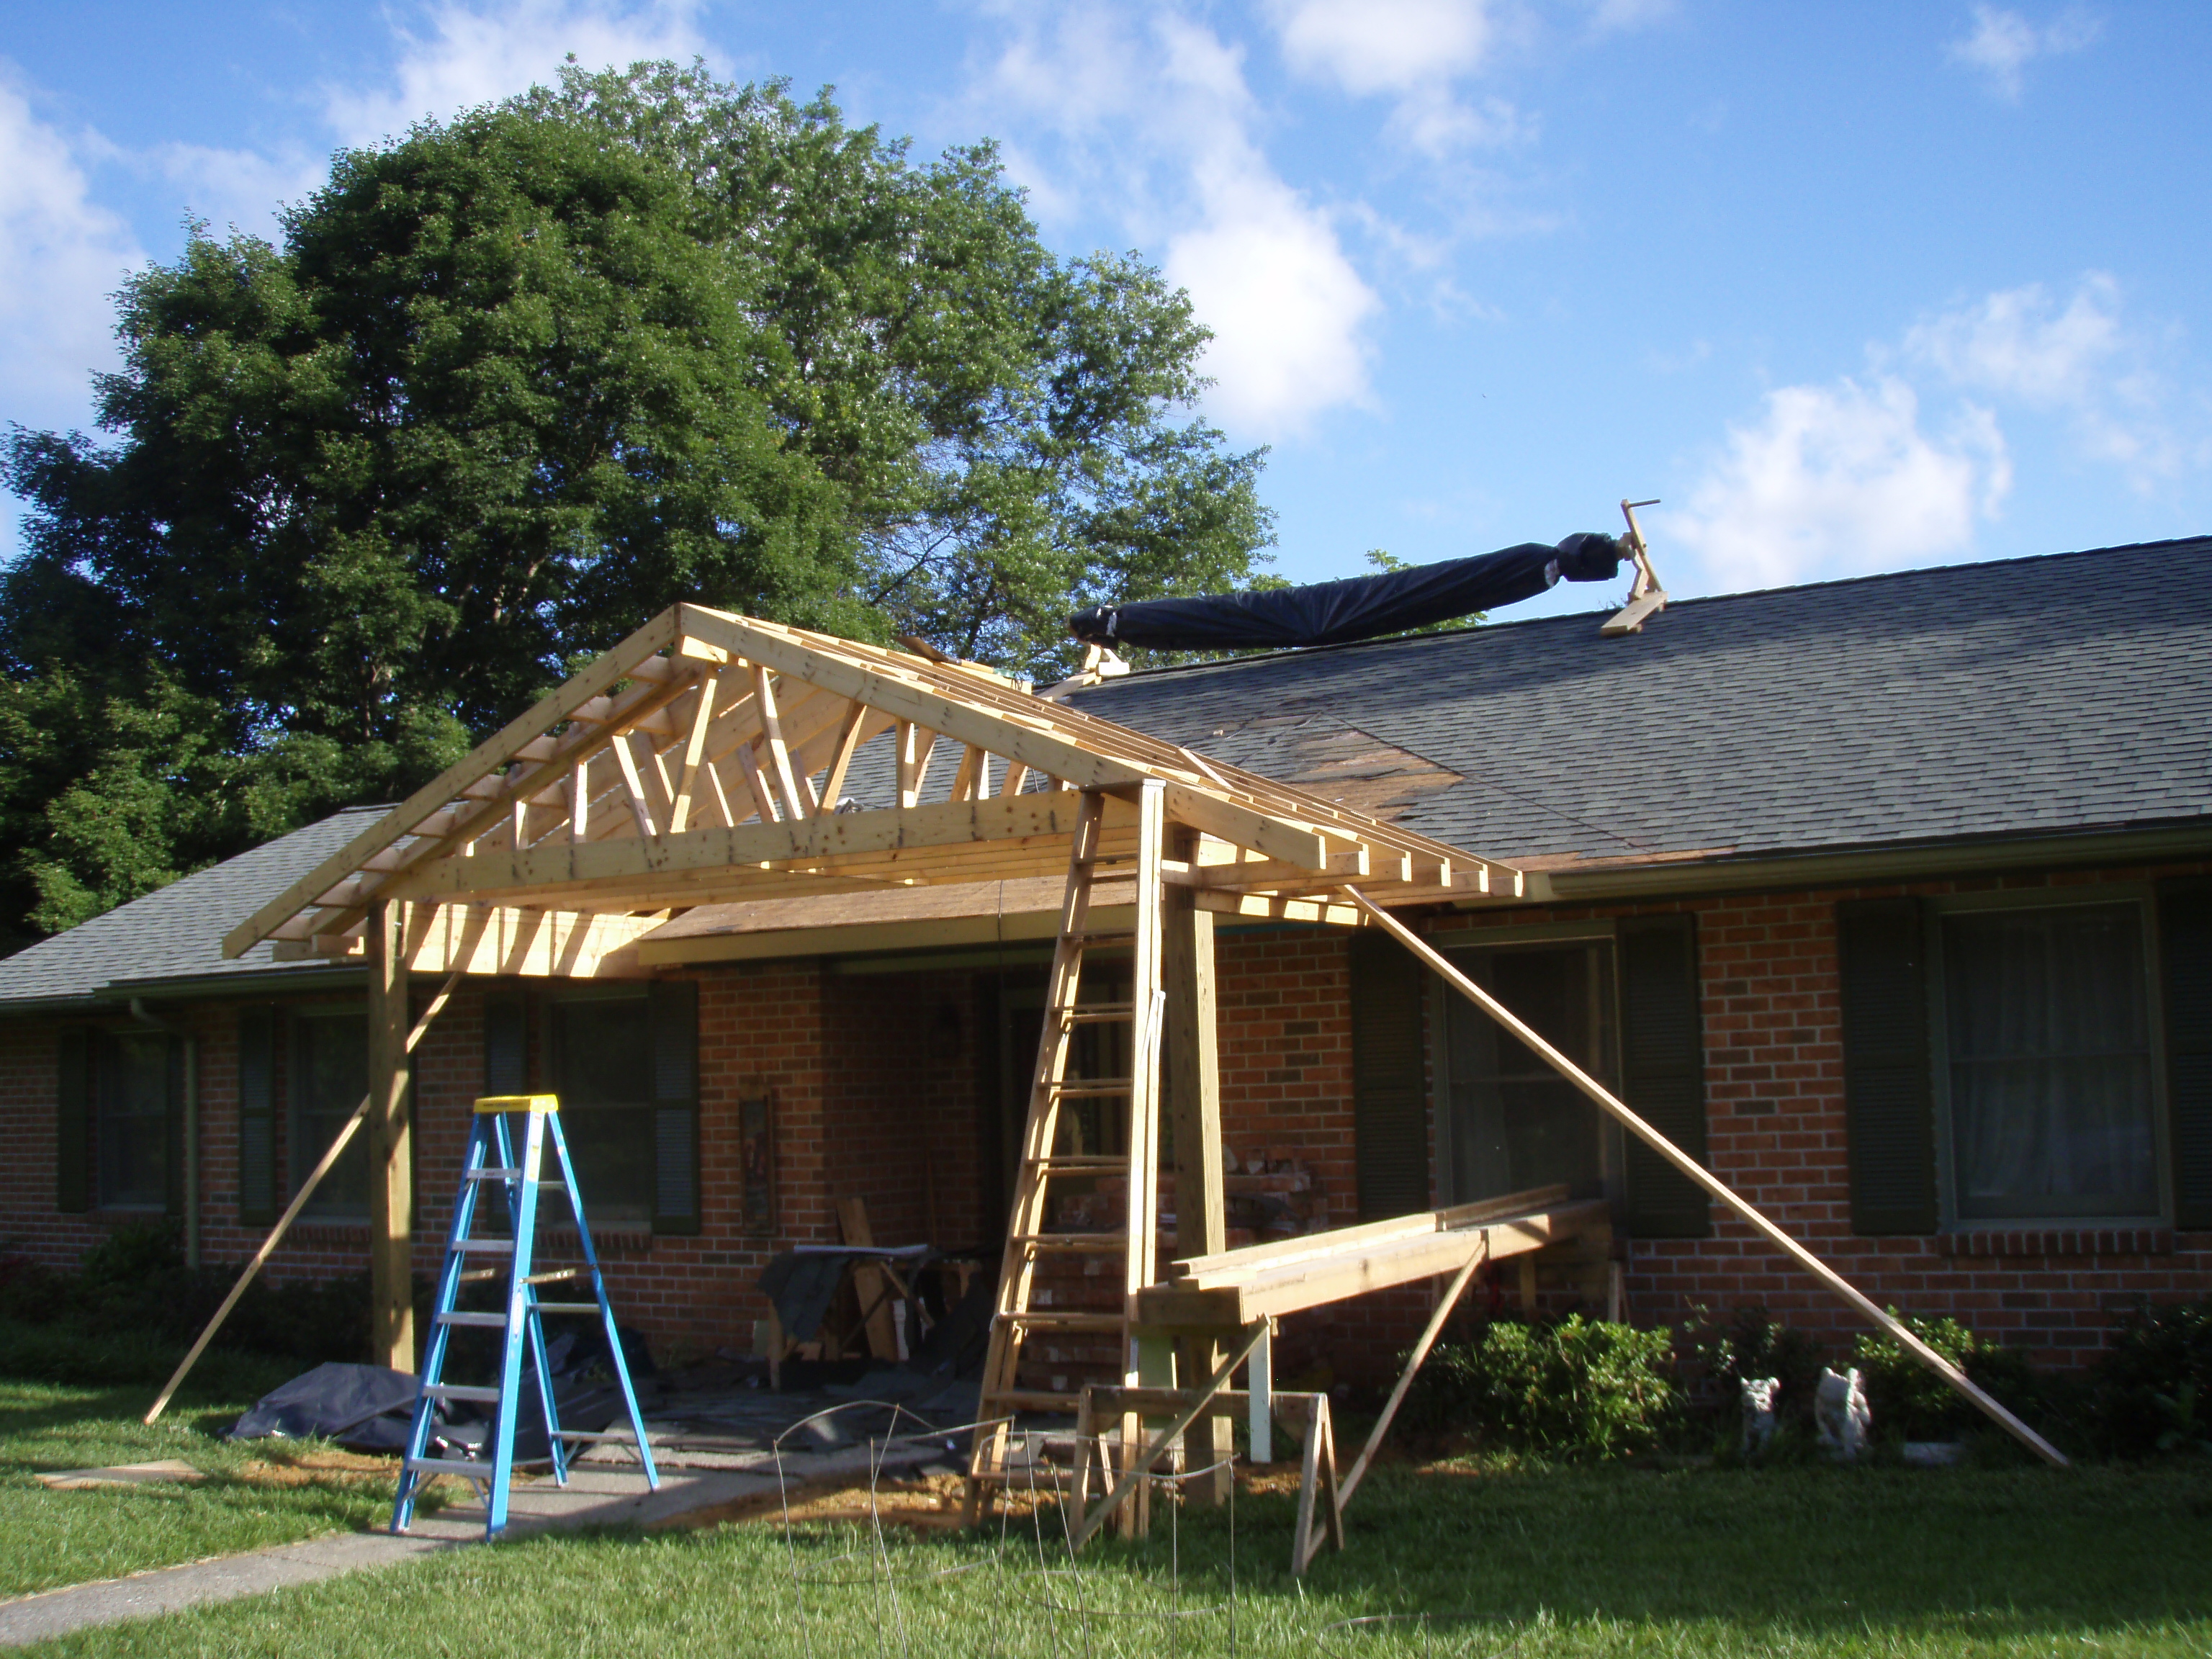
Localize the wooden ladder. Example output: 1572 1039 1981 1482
966 783 1166 1519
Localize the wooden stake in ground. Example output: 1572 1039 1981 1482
1342 889 2068 1468
143 971 462 1426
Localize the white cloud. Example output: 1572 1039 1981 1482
1269 0 1492 95
0 70 143 432
147 142 326 241
326 0 708 147
1666 377 2012 590
1265 0 1527 158
1903 273 2118 406
967 6 1379 439
1946 4 2100 102
1905 274 2197 488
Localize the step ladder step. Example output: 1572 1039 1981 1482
405 1456 491 1477
436 1312 509 1328
423 1383 503 1403
1002 1310 1123 1333
453 1238 514 1254
464 1167 525 1182
533 1302 605 1315
1047 1078 1132 1097
1012 1233 1128 1253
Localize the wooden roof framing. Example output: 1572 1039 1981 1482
224 604 1526 972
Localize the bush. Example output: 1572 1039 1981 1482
2091 1301 2212 1460
1402 1315 1679 1460
1680 1304 1826 1431
1 1221 428 1384
1853 1310 2038 1443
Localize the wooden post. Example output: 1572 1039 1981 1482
366 899 415 1374
1164 824 1231 1503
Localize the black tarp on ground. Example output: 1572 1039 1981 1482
1069 533 1624 652
228 1362 421 1452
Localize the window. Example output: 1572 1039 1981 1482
549 992 657 1226
292 1010 367 1218
1840 887 2192 1234
96 1033 173 1210
1936 899 2160 1222
1439 939 1619 1205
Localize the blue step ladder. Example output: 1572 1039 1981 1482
392 1093 660 1537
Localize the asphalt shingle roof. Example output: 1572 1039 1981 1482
8 539 2207 1003
0 806 386 1007
1067 537 2212 867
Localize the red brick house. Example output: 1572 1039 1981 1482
4 538 2206 1380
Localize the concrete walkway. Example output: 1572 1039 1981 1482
0 1450 917 1650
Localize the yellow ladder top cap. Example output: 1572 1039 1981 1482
474 1093 560 1115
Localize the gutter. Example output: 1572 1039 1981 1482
1510 820 2212 906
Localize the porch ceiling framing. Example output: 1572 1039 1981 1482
224 603 1523 969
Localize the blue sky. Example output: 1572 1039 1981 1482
4 1 2208 617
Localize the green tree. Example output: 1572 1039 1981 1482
0 63 1271 943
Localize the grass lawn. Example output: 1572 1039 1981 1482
0 1379 401 1601
12 1453 2211 1657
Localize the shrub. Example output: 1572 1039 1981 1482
1402 1315 1679 1460
1 1222 428 1383
1852 1310 2037 1442
1680 1304 1826 1431
2091 1301 2212 1460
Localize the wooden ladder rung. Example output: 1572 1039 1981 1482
1058 1003 1135 1025
1047 1077 1133 1097
1002 1310 1123 1333
1012 1232 1128 1253
988 1389 1085 1412
1026 1154 1125 1173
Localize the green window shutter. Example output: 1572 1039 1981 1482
649 980 700 1236
57 1029 91 1213
1837 897 1938 1235
238 1007 277 1226
1350 931 1428 1220
165 1035 186 1218
2159 878 2212 1229
484 994 529 1097
1619 914 1712 1238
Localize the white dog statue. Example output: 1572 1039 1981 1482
1814 1367 1871 1459
1740 1377 1780 1457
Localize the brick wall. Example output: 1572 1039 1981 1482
1429 858 2212 1372
4 855 2205 1383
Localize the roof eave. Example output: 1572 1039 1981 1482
1519 819 2212 904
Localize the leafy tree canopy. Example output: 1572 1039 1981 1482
0 63 1272 944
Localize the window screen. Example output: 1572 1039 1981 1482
1943 903 2157 1220
292 1010 368 1218
96 1033 171 1210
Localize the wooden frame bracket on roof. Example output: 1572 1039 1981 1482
1601 498 1668 637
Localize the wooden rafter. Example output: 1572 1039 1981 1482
225 601 1527 971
